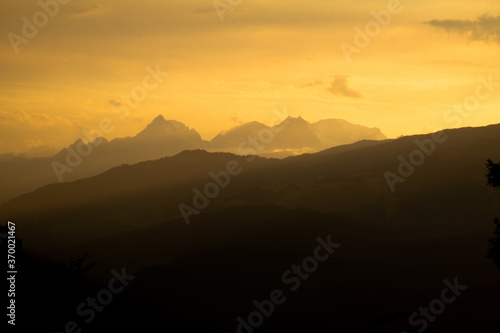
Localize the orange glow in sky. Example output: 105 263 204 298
1 0 499 154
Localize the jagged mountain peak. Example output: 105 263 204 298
151 114 167 124
138 116 194 138
279 115 310 127
222 121 267 134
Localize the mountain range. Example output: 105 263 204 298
0 115 385 204
3 122 500 251
3 121 500 332
210 116 386 156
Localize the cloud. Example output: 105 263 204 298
109 99 121 107
0 110 29 124
326 76 362 98
0 110 72 128
300 80 325 88
427 14 500 44
0 110 79 154
230 112 243 124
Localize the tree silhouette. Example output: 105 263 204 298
486 159 500 189
487 218 500 270
486 159 500 269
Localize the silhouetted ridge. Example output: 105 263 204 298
0 114 386 203
174 149 212 158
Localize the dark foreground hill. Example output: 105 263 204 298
10 206 500 332
2 123 500 332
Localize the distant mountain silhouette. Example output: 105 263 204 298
0 145 57 161
96 115 208 165
210 121 270 151
209 116 386 156
22 145 58 158
3 122 500 251
0 115 385 204
269 116 324 152
135 115 205 145
312 118 386 147
0 116 208 204
4 123 500 332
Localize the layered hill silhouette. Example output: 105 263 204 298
3 122 500 251
0 115 208 205
3 122 500 332
0 115 385 204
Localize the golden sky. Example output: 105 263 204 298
1 0 499 154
